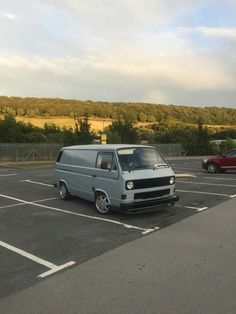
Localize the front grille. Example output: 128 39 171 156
129 177 172 190
134 189 170 200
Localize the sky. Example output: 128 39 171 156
0 0 236 108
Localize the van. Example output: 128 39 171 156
55 144 179 214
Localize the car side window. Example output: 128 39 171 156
226 150 236 157
96 152 117 170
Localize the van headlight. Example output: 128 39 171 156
169 176 175 185
126 181 134 190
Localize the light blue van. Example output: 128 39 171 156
55 144 179 214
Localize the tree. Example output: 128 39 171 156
74 115 96 144
26 109 36 118
0 114 18 142
17 107 25 116
219 138 236 153
181 123 214 155
0 114 44 143
137 127 155 143
107 117 139 144
138 113 148 122
106 131 122 144
147 115 156 123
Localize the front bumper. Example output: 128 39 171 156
119 195 179 213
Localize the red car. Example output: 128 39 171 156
202 149 236 173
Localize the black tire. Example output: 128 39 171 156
59 182 71 200
207 162 219 173
95 192 112 214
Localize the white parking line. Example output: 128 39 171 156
175 204 208 211
202 176 236 181
0 174 17 177
20 179 53 187
172 166 200 170
0 203 25 210
0 194 158 235
197 207 208 212
0 240 75 278
177 180 236 187
34 197 59 202
176 174 197 178
0 197 58 210
177 189 232 197
174 170 198 174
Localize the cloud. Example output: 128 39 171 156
0 11 17 20
43 0 212 38
199 27 236 39
0 50 235 107
181 27 236 40
0 0 236 107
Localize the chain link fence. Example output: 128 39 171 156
0 143 63 162
0 143 183 162
156 143 183 157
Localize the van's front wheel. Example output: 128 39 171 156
95 192 112 214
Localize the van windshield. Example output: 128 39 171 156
117 147 168 171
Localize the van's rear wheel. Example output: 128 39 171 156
59 182 71 200
95 192 112 214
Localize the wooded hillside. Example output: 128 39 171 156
0 96 236 125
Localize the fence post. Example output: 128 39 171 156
33 143 35 161
16 144 19 162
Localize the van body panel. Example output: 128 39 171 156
93 169 121 207
55 165 95 201
121 167 174 179
55 144 179 213
120 195 179 213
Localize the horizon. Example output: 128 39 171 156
0 0 236 109
1 94 236 111
0 95 236 110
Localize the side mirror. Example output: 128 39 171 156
222 154 226 158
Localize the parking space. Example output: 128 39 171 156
1 158 236 299
169 158 236 209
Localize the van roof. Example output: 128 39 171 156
62 144 155 151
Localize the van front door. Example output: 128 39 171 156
93 152 120 206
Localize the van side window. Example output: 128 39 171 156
56 151 63 162
59 149 75 164
96 153 117 170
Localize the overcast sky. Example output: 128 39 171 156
0 0 236 108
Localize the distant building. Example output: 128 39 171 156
209 139 236 145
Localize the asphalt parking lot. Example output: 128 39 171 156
0 157 236 300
